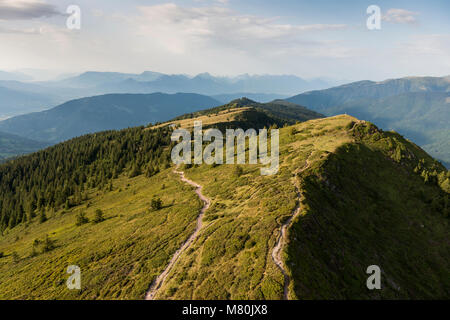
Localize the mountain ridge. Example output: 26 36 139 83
286 75 450 167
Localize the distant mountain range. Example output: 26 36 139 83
0 93 221 143
287 76 450 167
0 70 342 118
56 71 340 96
0 70 33 82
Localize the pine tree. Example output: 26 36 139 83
151 197 163 211
75 212 89 226
93 209 105 223
39 211 47 223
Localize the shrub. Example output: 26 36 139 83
93 209 105 223
234 166 244 177
289 127 297 136
12 251 20 263
151 197 163 211
76 212 89 226
42 234 56 253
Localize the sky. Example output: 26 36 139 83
0 0 449 81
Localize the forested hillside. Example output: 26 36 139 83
0 126 173 231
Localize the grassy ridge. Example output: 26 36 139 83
286 122 449 299
155 116 362 299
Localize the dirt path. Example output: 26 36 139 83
145 169 211 300
271 157 311 300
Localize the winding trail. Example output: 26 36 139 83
271 157 311 300
271 190 302 300
145 169 211 300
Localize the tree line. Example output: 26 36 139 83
0 126 173 231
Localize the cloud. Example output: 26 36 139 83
132 3 347 56
382 8 419 24
393 34 450 73
0 0 63 20
0 25 40 34
399 34 450 56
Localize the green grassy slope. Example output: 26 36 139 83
0 113 448 300
155 117 449 300
287 126 449 299
0 171 202 299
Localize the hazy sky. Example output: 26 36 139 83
0 0 449 81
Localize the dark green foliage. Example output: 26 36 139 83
12 251 19 263
287 142 449 299
173 98 323 126
39 211 47 224
233 166 244 177
129 165 141 178
0 126 173 231
150 197 163 211
145 165 160 178
75 212 89 226
289 127 297 136
42 234 56 253
351 121 449 193
93 209 105 223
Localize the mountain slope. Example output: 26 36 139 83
0 112 447 299
0 86 58 119
155 117 449 299
57 71 164 88
0 93 221 143
286 76 450 167
0 131 49 160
